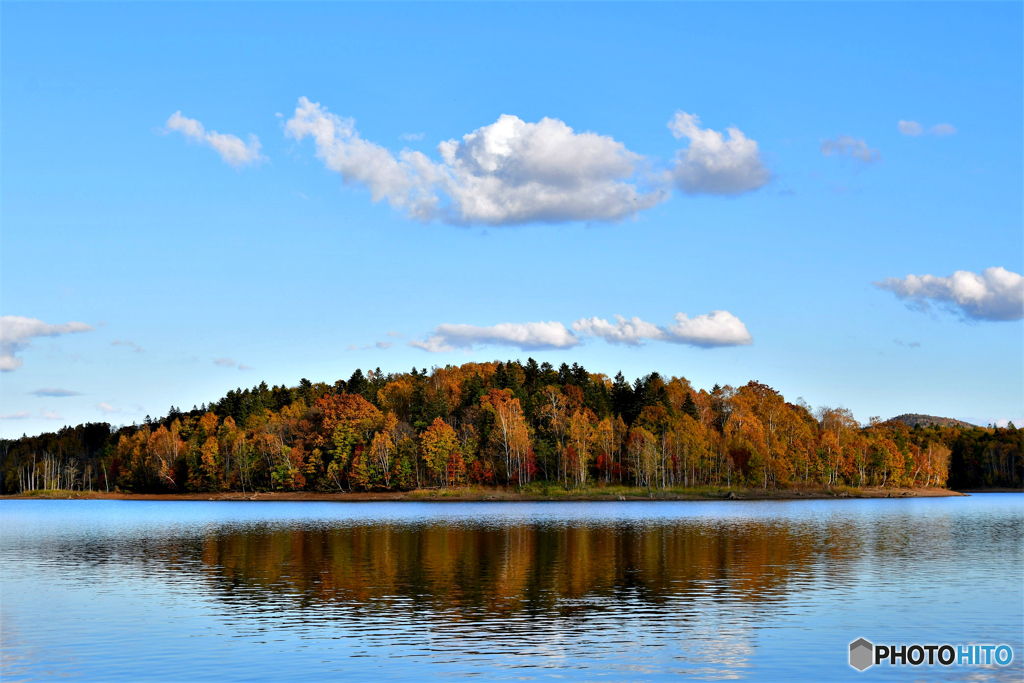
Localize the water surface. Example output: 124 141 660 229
2 495 1021 681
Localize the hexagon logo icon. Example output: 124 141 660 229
849 638 874 671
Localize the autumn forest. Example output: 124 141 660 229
3 360 1021 495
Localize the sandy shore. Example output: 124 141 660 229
4 486 968 502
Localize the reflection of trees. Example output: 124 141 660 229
20 514 873 679
180 520 862 617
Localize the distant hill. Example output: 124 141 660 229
889 413 976 429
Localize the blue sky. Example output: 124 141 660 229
2 2 1022 437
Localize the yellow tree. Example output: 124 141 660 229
197 412 222 490
118 427 155 490
595 417 621 483
370 412 400 490
377 376 414 423
733 382 791 489
539 386 569 483
725 391 766 488
149 421 184 490
218 416 246 489
924 442 951 487
672 414 709 488
816 407 858 487
627 427 658 488
481 389 532 486
871 437 901 487
568 409 596 488
664 376 695 413
424 366 464 421
420 417 460 487
201 437 221 490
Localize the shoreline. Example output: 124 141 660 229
2 486 974 502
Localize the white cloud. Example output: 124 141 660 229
29 388 82 397
574 311 752 348
386 330 403 338
876 267 1023 321
668 311 753 347
0 316 93 371
97 402 118 415
285 98 436 218
375 341 393 349
438 114 667 224
414 311 752 352
165 111 264 168
667 112 771 195
0 411 31 420
285 97 667 225
821 135 880 162
411 322 580 352
898 120 923 136
572 315 667 346
899 120 956 137
400 132 425 141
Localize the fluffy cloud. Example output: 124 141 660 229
285 97 668 225
821 135 880 162
410 322 580 352
438 114 668 224
573 311 752 348
412 311 752 352
572 315 666 345
97 402 118 415
898 120 956 137
898 120 923 136
284 98 432 216
668 311 753 347
29 388 82 397
165 112 264 168
667 112 770 195
876 267 1023 321
1 316 93 371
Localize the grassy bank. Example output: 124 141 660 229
4 484 966 502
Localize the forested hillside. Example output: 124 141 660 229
889 414 975 429
2 360 1021 494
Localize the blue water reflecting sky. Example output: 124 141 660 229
2 495 1021 681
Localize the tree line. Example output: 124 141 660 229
2 360 1020 494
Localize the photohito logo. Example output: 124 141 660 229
849 639 1013 671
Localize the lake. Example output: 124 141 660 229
1 495 1021 681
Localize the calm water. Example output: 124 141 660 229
1 495 1021 681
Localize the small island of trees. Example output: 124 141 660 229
3 360 1021 496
